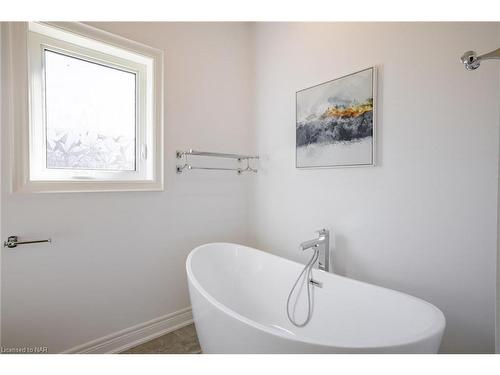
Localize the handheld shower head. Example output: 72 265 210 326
461 50 481 71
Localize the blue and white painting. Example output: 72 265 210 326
296 67 375 168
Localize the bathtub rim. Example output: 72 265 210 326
186 242 446 351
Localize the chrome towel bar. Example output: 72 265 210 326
176 149 259 175
176 149 259 161
3 235 52 248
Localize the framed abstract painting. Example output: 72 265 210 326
296 67 377 168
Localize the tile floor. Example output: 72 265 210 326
121 323 201 354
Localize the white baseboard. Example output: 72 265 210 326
64 307 193 354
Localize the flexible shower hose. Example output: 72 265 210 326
286 247 320 327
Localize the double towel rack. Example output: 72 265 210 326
176 149 259 174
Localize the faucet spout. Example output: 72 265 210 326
299 238 321 251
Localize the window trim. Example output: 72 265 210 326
6 22 164 193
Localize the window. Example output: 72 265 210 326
44 50 137 172
13 22 163 192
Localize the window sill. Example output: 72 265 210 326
14 180 164 194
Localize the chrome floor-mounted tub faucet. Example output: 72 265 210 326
299 229 330 272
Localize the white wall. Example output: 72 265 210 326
250 22 500 353
1 22 254 353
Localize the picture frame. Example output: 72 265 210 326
296 66 377 169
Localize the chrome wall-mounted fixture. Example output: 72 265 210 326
460 48 500 71
176 149 259 175
3 235 51 248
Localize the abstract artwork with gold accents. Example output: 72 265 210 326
296 67 376 168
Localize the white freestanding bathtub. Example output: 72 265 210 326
186 243 445 353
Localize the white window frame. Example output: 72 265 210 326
6 22 163 193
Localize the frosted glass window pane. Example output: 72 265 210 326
44 50 136 171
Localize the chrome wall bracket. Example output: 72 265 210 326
461 48 500 71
